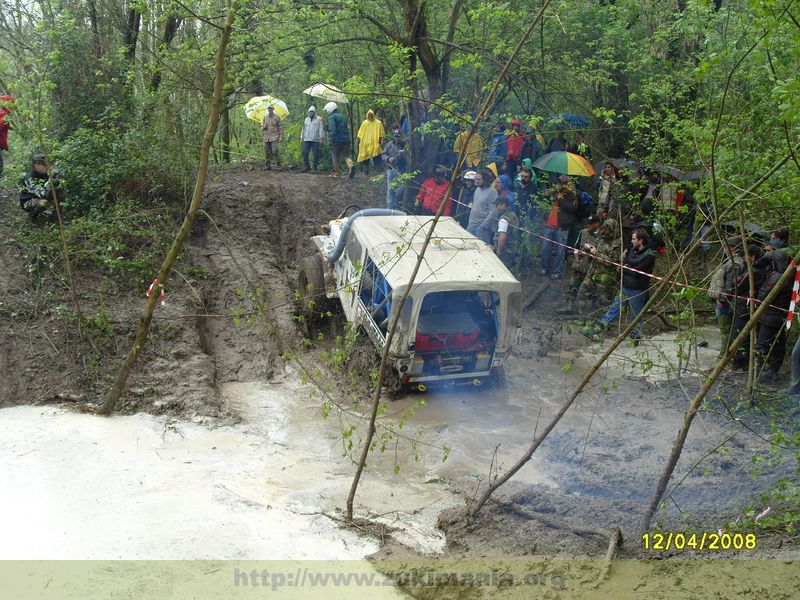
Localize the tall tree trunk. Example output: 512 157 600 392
97 2 239 415
150 16 182 91
124 8 141 62
220 92 231 163
87 0 101 58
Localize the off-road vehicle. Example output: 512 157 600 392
297 208 522 389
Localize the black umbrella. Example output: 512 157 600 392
650 164 687 180
684 167 710 181
722 220 768 240
593 158 642 174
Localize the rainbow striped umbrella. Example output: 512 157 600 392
533 151 596 177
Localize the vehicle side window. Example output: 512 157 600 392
345 234 363 265
360 258 393 330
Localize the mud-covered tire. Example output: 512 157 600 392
382 366 404 400
297 254 328 334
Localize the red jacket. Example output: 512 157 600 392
0 95 12 152
416 178 454 215
506 131 524 161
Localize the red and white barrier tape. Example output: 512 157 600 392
787 262 800 330
449 195 795 316
146 278 166 306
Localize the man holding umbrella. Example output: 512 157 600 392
261 104 284 170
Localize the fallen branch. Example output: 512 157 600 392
494 498 619 544
523 279 550 310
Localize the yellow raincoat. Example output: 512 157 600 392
453 130 484 168
356 110 385 162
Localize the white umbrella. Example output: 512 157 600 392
244 95 289 122
302 83 349 104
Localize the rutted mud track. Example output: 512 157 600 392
193 168 381 384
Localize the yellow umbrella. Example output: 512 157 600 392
244 96 289 122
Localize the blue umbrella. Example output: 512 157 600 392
547 113 591 129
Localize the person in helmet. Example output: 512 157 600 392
454 170 477 228
300 106 324 172
19 153 65 223
324 102 354 178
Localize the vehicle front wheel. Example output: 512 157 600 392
296 254 329 336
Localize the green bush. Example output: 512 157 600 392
14 198 174 289
55 116 189 214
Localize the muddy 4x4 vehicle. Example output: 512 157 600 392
297 208 522 389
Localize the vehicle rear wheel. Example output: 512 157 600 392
493 366 506 390
297 254 328 335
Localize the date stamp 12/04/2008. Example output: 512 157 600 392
642 532 757 552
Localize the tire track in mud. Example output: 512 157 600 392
193 167 384 385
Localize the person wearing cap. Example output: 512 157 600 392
300 106 324 173
708 236 746 359
505 119 525 180
494 195 518 271
382 129 407 210
260 104 284 170
539 174 578 279
454 170 477 228
0 95 13 177
453 125 483 169
576 218 621 312
19 153 65 222
324 102 353 178
562 215 602 310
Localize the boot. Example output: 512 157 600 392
364 162 370 176
717 313 733 359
